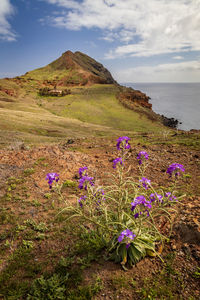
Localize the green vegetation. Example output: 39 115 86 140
0 54 199 299
0 76 199 150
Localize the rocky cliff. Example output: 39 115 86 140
117 86 152 110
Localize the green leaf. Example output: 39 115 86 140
128 245 143 264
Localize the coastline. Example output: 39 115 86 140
122 82 200 132
117 84 180 129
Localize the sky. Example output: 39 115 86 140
0 0 200 82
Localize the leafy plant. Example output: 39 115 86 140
53 137 185 267
27 274 68 300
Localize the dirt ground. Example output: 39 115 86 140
0 137 200 299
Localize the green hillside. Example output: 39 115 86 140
0 80 165 147
0 51 168 148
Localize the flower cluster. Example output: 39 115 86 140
112 136 131 170
165 192 177 201
137 151 149 165
116 136 130 151
167 163 185 177
46 172 59 189
79 166 88 177
118 229 136 249
78 175 94 190
113 157 123 169
149 193 163 203
131 195 152 218
139 177 151 190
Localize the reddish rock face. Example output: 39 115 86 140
118 88 152 109
0 87 15 96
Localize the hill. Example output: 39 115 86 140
24 50 117 86
0 50 197 149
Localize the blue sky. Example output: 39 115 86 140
0 0 200 82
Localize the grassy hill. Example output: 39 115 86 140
0 51 199 149
23 50 116 85
0 49 167 149
0 80 164 147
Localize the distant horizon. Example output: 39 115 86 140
122 82 200 84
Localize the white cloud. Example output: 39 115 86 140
44 0 200 58
173 56 184 60
0 0 16 41
113 60 200 83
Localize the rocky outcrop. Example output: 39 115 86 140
117 86 152 110
161 115 179 128
0 86 15 96
116 86 181 128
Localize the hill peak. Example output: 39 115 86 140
26 50 117 86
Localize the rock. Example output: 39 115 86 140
117 86 152 110
161 115 179 128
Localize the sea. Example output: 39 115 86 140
123 83 200 131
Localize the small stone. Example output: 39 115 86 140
172 244 176 250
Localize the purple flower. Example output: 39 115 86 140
79 166 88 178
137 151 149 165
165 192 177 201
45 173 59 189
131 195 152 211
78 195 87 208
166 163 185 177
116 136 131 151
149 193 163 203
139 177 151 190
134 212 140 219
131 196 152 218
118 229 136 248
113 157 123 169
78 176 94 190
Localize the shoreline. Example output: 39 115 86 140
123 82 200 132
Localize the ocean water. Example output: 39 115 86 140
124 83 200 131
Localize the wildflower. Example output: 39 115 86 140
131 196 152 218
134 212 140 219
139 177 151 190
165 192 177 201
149 193 163 203
45 173 59 189
79 166 88 178
78 175 94 190
137 151 149 165
116 136 131 151
113 157 123 169
131 195 152 211
78 195 87 208
118 229 136 249
166 163 185 177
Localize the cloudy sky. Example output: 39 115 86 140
0 0 200 82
